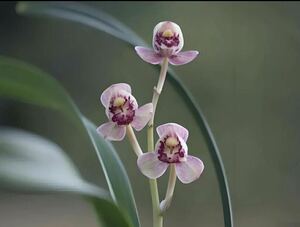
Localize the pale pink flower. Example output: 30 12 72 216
135 21 199 66
137 123 204 184
97 83 153 141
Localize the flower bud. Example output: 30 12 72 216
135 21 198 65
152 21 184 57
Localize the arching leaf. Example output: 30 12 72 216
0 128 130 227
0 55 140 227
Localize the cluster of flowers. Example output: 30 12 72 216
97 21 204 186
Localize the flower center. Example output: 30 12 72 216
157 135 185 163
109 95 135 125
113 97 126 107
162 29 174 38
165 136 179 147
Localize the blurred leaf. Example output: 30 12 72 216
0 56 140 227
82 117 139 225
0 128 131 227
15 2 233 226
0 56 79 124
16 1 145 46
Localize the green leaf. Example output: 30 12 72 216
0 56 79 124
16 1 145 46
0 56 140 227
15 2 233 226
83 117 141 227
0 128 130 227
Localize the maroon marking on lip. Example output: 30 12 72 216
157 135 185 163
155 32 180 49
109 95 135 125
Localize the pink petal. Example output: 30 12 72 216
135 46 164 65
168 51 199 66
131 103 153 131
97 122 126 141
175 155 204 184
100 83 132 108
156 123 189 142
137 152 169 179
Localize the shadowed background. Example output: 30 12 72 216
1 1 300 227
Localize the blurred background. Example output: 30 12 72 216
1 1 300 227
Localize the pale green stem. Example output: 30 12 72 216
149 57 169 127
126 125 143 157
149 178 162 227
147 57 169 227
160 164 177 214
148 129 163 227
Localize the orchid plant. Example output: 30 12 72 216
97 21 204 227
0 3 234 227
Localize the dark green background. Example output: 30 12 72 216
0 2 299 227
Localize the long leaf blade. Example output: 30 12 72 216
167 68 233 226
0 128 130 227
0 56 140 227
83 117 140 227
15 2 233 226
16 1 145 46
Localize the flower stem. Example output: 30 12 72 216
160 164 177 214
147 126 163 227
149 178 163 227
126 125 143 157
147 57 169 227
150 57 169 126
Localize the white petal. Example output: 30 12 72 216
156 123 189 141
131 103 153 131
175 156 204 184
137 152 169 179
177 135 188 156
100 83 131 108
135 46 164 64
168 51 199 66
97 122 126 141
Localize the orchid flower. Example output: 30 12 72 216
97 83 153 141
135 21 199 65
137 123 204 184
